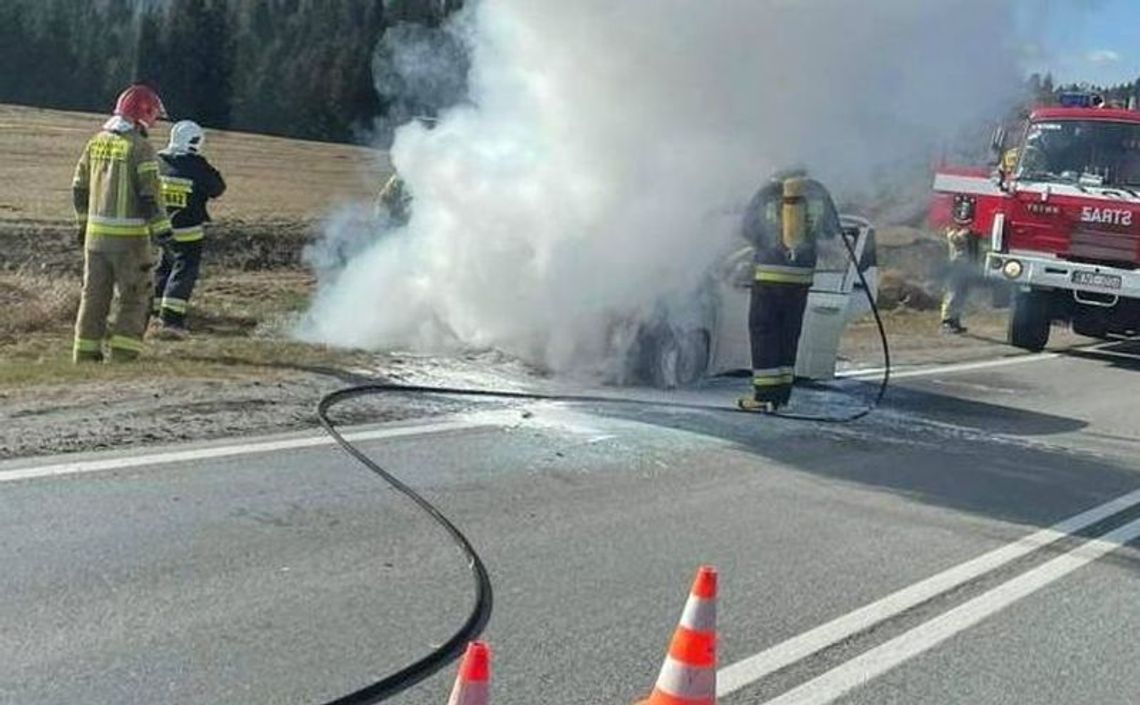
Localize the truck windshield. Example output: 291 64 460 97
1015 119 1140 188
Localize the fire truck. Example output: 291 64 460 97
932 92 1140 351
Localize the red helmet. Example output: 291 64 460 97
113 84 167 128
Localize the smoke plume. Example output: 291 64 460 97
371 20 469 146
300 0 1026 376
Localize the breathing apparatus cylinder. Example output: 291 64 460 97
781 177 808 250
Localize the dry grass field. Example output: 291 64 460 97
0 103 387 226
0 103 392 426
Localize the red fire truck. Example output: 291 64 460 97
932 93 1140 351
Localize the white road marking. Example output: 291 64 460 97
0 418 489 483
839 352 1060 381
759 515 1140 705
717 486 1140 698
0 406 616 484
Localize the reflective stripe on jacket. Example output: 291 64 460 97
754 263 815 285
158 151 226 237
73 126 171 245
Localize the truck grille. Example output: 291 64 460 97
1069 228 1138 265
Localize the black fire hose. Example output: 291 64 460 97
316 386 494 705
315 230 890 703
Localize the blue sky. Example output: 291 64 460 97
1017 0 1140 86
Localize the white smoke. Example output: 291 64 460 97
371 20 469 146
300 0 1027 376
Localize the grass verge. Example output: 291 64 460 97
0 269 374 389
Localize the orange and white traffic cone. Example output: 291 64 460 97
447 641 491 705
638 565 717 705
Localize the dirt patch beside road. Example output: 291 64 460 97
840 308 1090 370
0 270 384 459
5 375 340 459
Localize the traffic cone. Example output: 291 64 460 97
638 565 717 705
447 641 491 705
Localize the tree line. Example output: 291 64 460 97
4 5 1139 147
0 0 463 144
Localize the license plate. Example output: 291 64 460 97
1072 270 1123 290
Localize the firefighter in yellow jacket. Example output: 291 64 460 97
940 194 980 335
72 84 174 363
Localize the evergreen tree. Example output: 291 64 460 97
135 10 165 90
0 0 466 143
0 2 32 105
162 0 235 127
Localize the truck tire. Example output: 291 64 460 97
1071 315 1109 340
1008 289 1051 352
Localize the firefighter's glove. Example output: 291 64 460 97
151 229 175 248
732 260 753 287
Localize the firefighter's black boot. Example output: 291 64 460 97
941 318 967 335
737 396 778 414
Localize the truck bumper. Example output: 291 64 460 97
985 252 1140 302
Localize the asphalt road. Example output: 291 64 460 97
3 341 1140 705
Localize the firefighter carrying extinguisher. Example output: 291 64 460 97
738 170 841 412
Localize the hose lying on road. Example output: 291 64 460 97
314 232 889 703
316 385 494 705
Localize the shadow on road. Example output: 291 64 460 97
879 384 1085 437
589 376 1139 534
1059 339 1140 373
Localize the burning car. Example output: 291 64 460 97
624 215 879 388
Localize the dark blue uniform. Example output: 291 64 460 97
153 151 226 330
741 177 840 408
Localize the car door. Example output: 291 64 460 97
708 216 877 380
795 215 877 379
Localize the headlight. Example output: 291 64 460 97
1002 259 1024 279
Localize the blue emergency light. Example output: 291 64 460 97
1058 92 1103 108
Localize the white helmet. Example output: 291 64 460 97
168 120 205 154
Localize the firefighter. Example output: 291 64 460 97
150 120 227 339
1001 146 1020 175
373 116 436 226
940 194 979 335
72 84 173 363
376 172 412 227
738 170 841 412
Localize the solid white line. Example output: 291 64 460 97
840 352 1060 381
0 419 488 484
717 486 1140 697
760 515 1140 705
